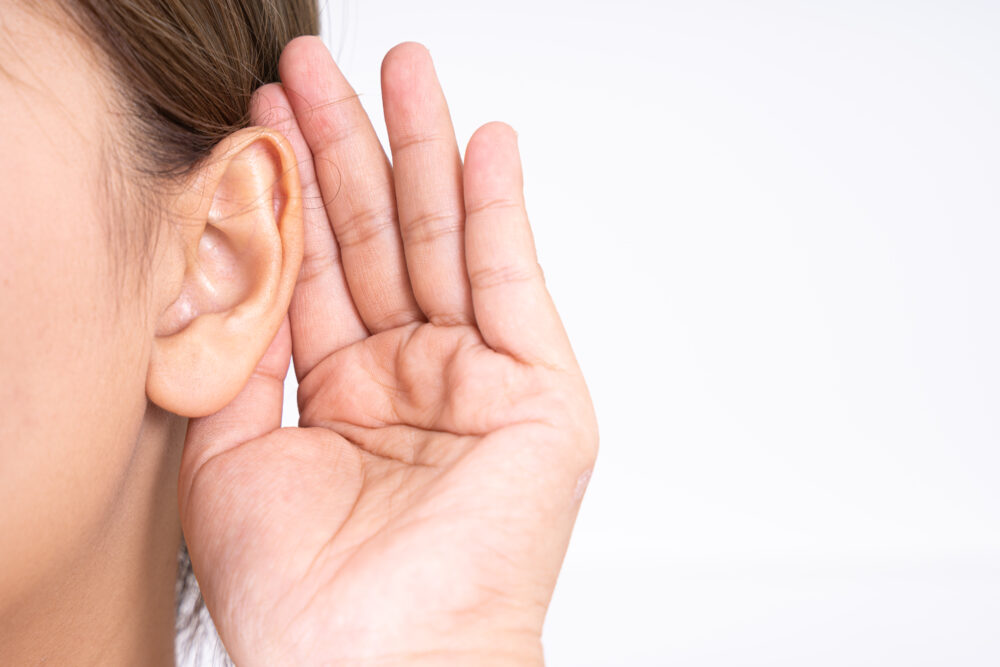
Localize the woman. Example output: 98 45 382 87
0 0 598 664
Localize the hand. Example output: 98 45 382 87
178 37 598 666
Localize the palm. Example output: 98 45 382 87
178 38 596 666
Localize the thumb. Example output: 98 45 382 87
177 314 292 521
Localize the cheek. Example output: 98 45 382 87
0 153 152 607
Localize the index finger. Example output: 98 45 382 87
278 36 423 335
250 83 368 381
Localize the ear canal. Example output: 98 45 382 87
146 127 303 418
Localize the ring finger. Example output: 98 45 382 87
382 42 475 326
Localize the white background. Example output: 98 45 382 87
280 1 1000 664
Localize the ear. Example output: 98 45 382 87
146 127 303 418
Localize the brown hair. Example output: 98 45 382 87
35 0 321 657
58 0 319 179
29 0 320 300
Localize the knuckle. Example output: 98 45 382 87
308 110 365 157
297 243 343 285
465 197 523 218
389 131 451 155
403 209 463 247
468 261 542 291
548 385 600 469
427 310 472 327
301 92 367 156
336 206 398 249
369 307 422 332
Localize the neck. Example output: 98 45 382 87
2 404 186 666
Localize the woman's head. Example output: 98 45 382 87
0 0 315 658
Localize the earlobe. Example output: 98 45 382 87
146 127 303 418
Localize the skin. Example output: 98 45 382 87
0 5 181 664
1 4 597 664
